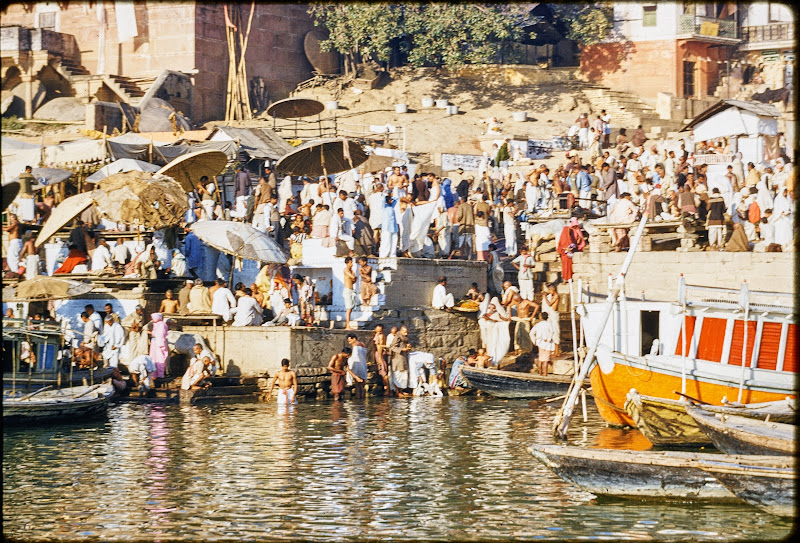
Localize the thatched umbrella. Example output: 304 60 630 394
276 137 368 178
2 275 93 302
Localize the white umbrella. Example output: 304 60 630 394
190 220 287 264
86 158 160 183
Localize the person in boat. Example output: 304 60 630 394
99 313 125 368
475 347 491 369
266 358 298 404
128 354 156 394
530 312 556 376
181 344 213 390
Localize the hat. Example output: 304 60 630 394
569 217 579 227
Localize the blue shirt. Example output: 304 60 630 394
184 231 205 269
382 198 398 234
577 170 592 192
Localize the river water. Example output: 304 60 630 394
3 397 793 541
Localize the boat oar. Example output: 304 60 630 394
673 391 711 405
529 394 567 406
18 385 53 401
73 383 103 399
552 216 648 440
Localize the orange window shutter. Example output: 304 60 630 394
696 317 727 362
675 316 697 356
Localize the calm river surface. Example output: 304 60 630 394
3 397 794 541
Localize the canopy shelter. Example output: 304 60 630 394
276 138 368 178
156 150 228 193
2 276 93 302
12 168 73 190
86 158 160 183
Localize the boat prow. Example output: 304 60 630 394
699 458 797 518
684 404 796 456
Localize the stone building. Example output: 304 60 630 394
1 1 316 123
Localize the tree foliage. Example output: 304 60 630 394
307 3 612 71
551 3 614 46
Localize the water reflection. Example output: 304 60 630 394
3 397 794 541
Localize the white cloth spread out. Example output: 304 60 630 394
115 1 139 42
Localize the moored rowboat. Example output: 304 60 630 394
624 389 713 447
699 458 796 518
529 444 792 501
3 383 116 425
461 366 572 399
684 404 796 456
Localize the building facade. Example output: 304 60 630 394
1 1 316 123
579 2 794 104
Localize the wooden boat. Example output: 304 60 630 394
3 382 116 425
624 389 712 447
685 404 796 456
580 279 797 427
3 367 116 391
460 366 572 399
625 390 796 447
529 444 793 501
699 458 797 518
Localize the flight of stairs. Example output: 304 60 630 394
104 74 147 105
579 83 683 134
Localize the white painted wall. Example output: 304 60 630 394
741 2 794 26
612 2 684 42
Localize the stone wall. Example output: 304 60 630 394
572 251 796 301
382 258 487 308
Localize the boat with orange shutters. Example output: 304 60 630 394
577 277 796 428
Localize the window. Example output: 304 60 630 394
642 5 657 27
37 11 57 30
683 61 695 98
768 2 791 22
640 311 660 356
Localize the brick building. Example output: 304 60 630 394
1 1 316 123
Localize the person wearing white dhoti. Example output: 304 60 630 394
503 201 518 257
389 326 412 392
511 247 535 301
431 277 455 310
408 177 441 255
5 235 23 275
530 312 556 376
397 201 413 255
542 284 561 355
434 201 452 257
771 187 793 248
330 208 355 252
480 299 510 367
211 280 237 322
128 355 157 392
99 314 125 368
380 196 399 258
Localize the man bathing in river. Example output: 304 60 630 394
266 358 298 404
327 347 363 401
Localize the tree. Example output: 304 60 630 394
402 3 529 68
308 3 401 76
550 3 613 47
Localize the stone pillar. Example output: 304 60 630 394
20 74 34 119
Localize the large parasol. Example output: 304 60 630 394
2 181 21 212
2 275 94 302
276 137 368 178
34 191 94 247
35 172 188 247
92 171 189 230
190 220 287 264
86 158 160 183
266 97 325 119
156 149 228 192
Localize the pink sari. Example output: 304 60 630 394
149 313 169 378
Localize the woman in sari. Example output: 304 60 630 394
148 312 169 379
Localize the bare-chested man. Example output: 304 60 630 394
2 213 22 274
358 256 377 305
388 166 408 198
475 347 491 369
509 293 539 355
328 347 357 401
373 324 390 395
266 358 298 404
343 256 357 329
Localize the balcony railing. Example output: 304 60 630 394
678 15 738 39
741 23 794 44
